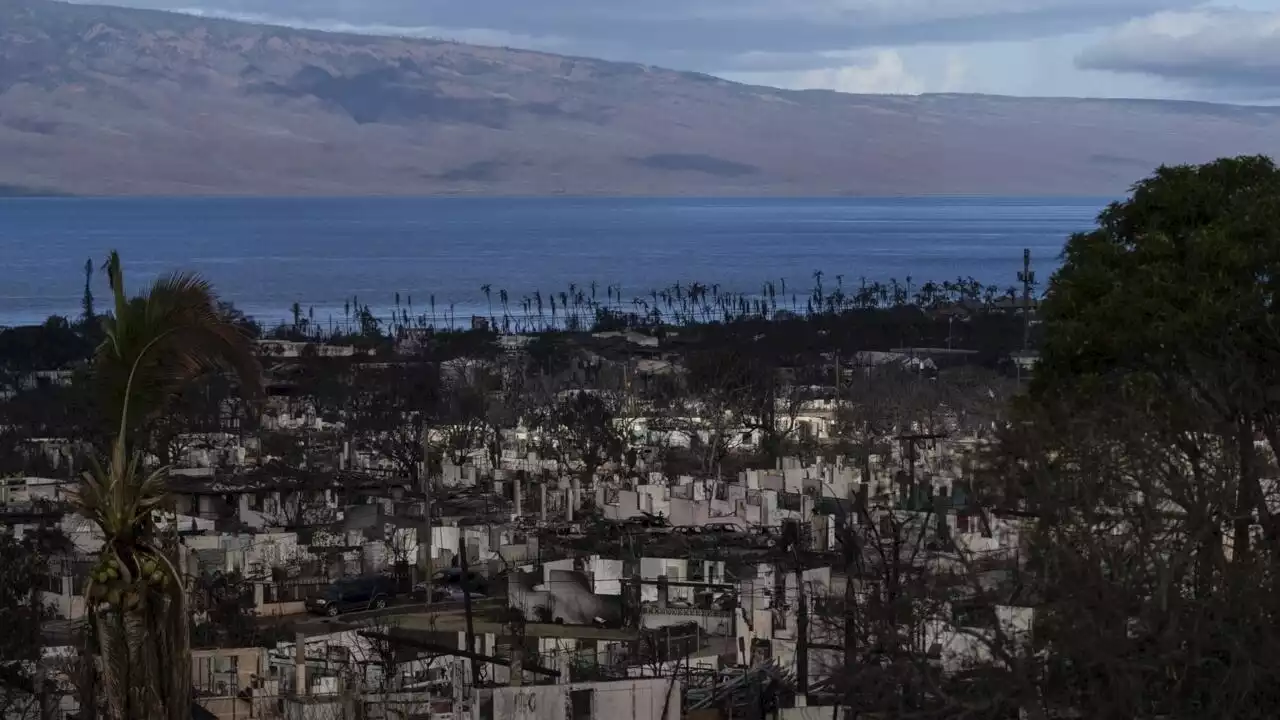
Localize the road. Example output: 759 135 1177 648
262 598 505 635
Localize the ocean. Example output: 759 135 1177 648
0 196 1106 328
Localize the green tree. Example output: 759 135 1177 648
0 317 93 372
75 251 261 720
0 532 53 720
81 257 96 328
1006 155 1280 719
1035 155 1280 557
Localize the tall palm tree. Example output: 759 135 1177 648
76 252 261 720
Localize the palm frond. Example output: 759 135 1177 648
96 261 262 441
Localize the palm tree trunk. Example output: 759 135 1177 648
93 565 190 720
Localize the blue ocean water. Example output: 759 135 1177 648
0 196 1106 328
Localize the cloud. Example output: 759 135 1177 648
77 0 1198 68
1077 8 1280 96
789 51 928 95
166 7 571 50
941 50 970 92
722 49 942 95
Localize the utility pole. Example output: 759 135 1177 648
833 351 842 425
31 576 48 720
897 432 948 492
30 473 58 720
419 428 434 591
1018 247 1035 352
793 546 809 705
459 537 480 688
1016 248 1035 386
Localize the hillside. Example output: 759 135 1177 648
4 0 1280 196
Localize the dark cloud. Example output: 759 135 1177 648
86 0 1197 72
1077 9 1280 96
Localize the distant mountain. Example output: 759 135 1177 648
4 0 1280 196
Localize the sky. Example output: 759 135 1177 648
84 0 1280 102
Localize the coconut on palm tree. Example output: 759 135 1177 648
74 252 261 720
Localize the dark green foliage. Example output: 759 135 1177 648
81 258 95 327
217 301 261 340
1002 155 1280 720
1036 154 1280 404
0 316 93 371
0 530 61 717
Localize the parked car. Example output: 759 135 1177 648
632 512 670 528
703 522 748 535
428 585 489 603
547 523 585 538
710 591 739 611
305 576 397 617
752 526 779 548
410 568 489 601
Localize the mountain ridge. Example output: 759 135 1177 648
3 0 1280 196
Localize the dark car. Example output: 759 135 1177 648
412 585 489 603
410 568 489 601
305 576 396 616
630 513 671 533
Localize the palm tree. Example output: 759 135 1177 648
76 251 261 720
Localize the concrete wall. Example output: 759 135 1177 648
638 558 690 603
779 706 849 720
192 647 267 695
257 600 307 617
511 563 622 624
494 678 680 720
928 604 1035 673
606 490 642 521
512 569 616 625
641 609 732 636
668 499 710 529
589 556 624 595
41 584 85 620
